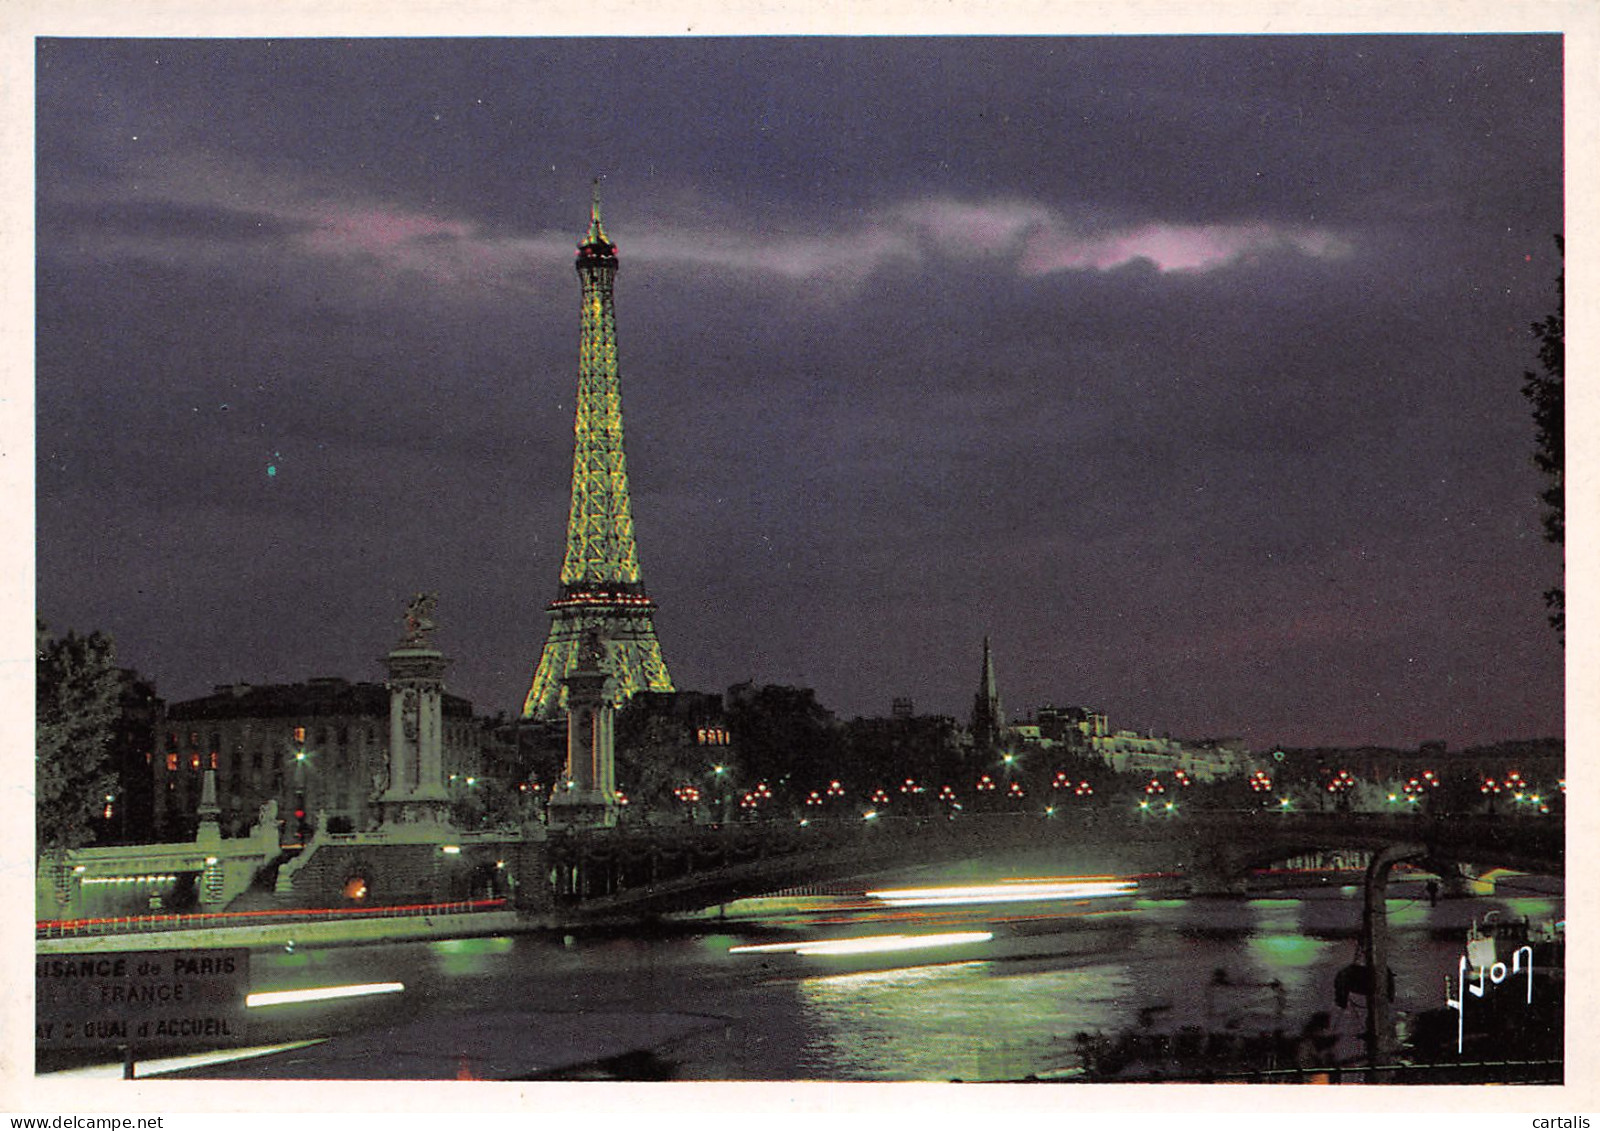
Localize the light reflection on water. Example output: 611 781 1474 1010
795 959 1134 1081
1241 900 1338 1006
720 876 1561 1080
432 935 514 978
236 873 1561 1081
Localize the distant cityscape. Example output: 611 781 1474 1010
91 640 1563 852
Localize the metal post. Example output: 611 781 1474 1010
1362 843 1423 1076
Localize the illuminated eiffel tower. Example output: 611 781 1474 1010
523 186 674 719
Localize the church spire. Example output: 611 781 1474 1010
971 635 1006 752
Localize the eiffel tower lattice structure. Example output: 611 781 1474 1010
523 186 675 719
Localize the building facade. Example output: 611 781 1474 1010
154 677 484 841
1014 703 1248 782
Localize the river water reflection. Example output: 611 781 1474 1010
240 867 1562 1082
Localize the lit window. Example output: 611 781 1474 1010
294 726 306 743
165 752 178 773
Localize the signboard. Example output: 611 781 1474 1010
36 949 249 1049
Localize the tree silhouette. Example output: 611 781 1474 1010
1522 236 1564 637
36 620 121 857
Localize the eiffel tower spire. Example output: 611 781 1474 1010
523 187 674 719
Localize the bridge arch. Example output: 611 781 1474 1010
535 810 1562 926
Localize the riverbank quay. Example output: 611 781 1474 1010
36 904 741 1082
158 1009 728 1080
36 903 526 953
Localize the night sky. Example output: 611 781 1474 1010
33 33 1566 751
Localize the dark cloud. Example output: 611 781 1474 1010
34 34 1564 748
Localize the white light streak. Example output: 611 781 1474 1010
730 931 993 957
41 1039 326 1078
866 878 1137 907
245 981 404 1008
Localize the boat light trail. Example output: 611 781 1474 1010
42 1039 327 1077
730 931 993 956
865 877 1137 907
245 981 405 1007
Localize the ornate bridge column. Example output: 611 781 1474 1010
549 629 620 828
378 593 453 828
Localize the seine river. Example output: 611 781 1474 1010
203 860 1562 1083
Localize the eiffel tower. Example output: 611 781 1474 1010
523 186 675 719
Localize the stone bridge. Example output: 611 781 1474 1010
537 809 1564 926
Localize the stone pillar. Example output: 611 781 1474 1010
195 768 225 906
378 594 454 828
196 766 222 844
388 685 414 795
549 630 619 828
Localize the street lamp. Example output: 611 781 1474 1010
711 764 730 823
292 746 312 841
1326 769 1356 811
